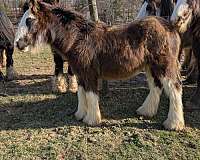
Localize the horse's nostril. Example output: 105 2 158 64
170 19 177 26
16 41 21 49
16 40 26 50
16 41 20 49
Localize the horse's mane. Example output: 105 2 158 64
48 6 108 32
158 16 175 30
192 0 200 16
189 0 200 35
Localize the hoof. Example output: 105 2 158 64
83 112 101 126
136 106 155 118
163 119 185 131
68 75 78 93
184 101 200 112
51 75 67 93
75 109 86 121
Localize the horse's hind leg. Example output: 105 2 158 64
5 44 15 81
162 74 184 131
137 67 163 117
51 52 67 93
68 66 78 93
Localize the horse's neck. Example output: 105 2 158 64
51 19 94 52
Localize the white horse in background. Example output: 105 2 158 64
14 9 35 52
136 0 176 20
136 0 161 19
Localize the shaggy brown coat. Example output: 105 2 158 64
27 5 181 92
16 0 184 130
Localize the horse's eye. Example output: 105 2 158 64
26 18 34 28
183 11 188 17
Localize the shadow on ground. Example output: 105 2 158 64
0 74 54 95
0 74 199 131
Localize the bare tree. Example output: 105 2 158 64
88 0 99 22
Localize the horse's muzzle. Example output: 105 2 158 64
16 39 28 50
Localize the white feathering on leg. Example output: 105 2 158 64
162 78 184 131
75 86 88 120
83 92 101 126
51 74 67 93
137 69 162 117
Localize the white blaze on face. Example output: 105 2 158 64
14 9 35 51
136 1 149 19
171 0 188 21
171 0 193 32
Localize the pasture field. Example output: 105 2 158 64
0 48 199 160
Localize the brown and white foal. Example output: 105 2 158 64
16 0 184 130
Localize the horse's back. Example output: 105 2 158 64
134 16 181 57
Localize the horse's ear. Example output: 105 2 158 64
38 1 54 11
29 0 40 14
29 0 53 14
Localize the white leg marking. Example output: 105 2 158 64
75 86 88 120
137 70 162 117
68 75 78 93
83 92 101 126
51 74 67 93
162 78 185 131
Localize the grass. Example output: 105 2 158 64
0 48 199 159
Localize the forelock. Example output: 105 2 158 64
188 0 200 15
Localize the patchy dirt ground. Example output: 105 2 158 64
0 48 199 159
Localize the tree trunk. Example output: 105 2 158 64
88 0 99 22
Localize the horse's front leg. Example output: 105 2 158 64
52 52 67 93
6 44 16 81
83 80 101 126
76 78 101 125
